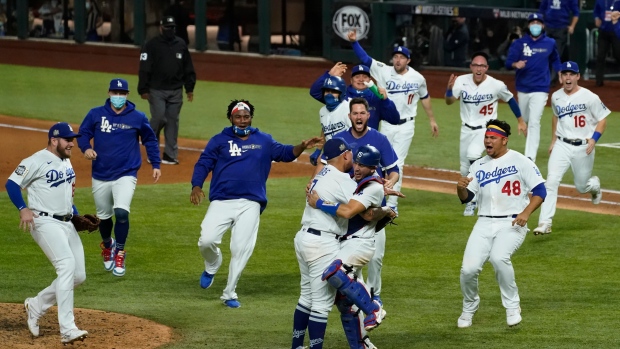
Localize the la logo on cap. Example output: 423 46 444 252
398 47 403 52
53 130 60 136
358 65 364 71
567 62 572 67
117 80 123 87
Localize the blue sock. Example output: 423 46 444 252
291 303 310 349
308 312 328 349
113 208 129 251
99 218 114 248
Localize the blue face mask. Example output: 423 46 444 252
232 125 255 136
110 95 127 109
324 93 340 112
529 24 543 37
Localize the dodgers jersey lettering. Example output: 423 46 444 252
302 165 357 234
369 59 428 118
467 150 545 216
9 149 76 215
552 87 610 139
452 74 514 126
320 99 352 140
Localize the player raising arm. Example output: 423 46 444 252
445 51 526 216
456 119 546 329
533 61 609 235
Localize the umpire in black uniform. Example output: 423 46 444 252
138 16 196 165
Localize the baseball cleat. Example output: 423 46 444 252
506 307 522 327
200 271 215 289
363 300 386 332
61 329 88 345
362 335 378 349
112 250 126 277
591 176 602 204
457 311 474 328
463 201 477 216
533 222 552 235
162 155 179 165
223 299 241 308
100 238 116 271
24 298 40 337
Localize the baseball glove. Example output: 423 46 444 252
71 214 101 233
375 211 398 232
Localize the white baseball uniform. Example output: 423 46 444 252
294 165 356 321
538 87 610 225
518 91 549 162
370 60 428 208
8 149 86 336
452 74 515 175
320 99 352 141
461 150 545 312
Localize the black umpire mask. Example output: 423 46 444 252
162 27 176 41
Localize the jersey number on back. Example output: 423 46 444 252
501 180 521 196
479 103 494 116
100 117 112 133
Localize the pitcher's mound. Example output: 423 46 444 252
0 303 174 349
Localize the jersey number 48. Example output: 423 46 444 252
501 180 521 196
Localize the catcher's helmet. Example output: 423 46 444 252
322 76 347 101
354 145 381 167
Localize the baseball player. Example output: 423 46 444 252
78 78 162 277
292 137 357 349
5 122 88 345
330 97 400 307
309 62 400 130
533 61 609 235
307 74 351 165
307 145 399 349
191 99 321 308
347 30 439 212
456 119 546 328
506 13 562 162
446 51 527 216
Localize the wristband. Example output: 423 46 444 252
446 89 453 98
591 131 602 142
316 198 340 216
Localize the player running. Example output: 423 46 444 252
445 51 527 216
456 119 546 328
533 61 609 235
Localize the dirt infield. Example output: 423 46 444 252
0 38 618 348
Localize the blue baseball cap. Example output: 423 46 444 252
527 13 544 23
393 46 410 59
351 65 371 77
323 137 351 160
560 61 579 73
48 122 81 139
109 78 129 92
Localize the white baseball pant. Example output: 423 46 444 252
380 119 415 209
29 216 86 335
294 228 340 316
366 228 385 297
459 126 486 176
518 92 549 162
91 176 137 219
538 141 598 224
460 217 527 313
198 199 260 301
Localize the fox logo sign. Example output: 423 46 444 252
333 6 370 41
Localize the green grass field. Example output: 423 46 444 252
1 64 619 348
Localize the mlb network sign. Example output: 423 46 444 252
333 5 370 40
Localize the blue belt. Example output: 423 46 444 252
558 136 586 146
479 214 517 219
398 116 414 125
39 212 73 222
306 227 322 236
464 123 483 130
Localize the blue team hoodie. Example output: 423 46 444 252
191 127 296 213
78 99 161 181
505 33 562 93
539 0 580 29
594 0 619 33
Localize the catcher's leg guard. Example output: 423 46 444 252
336 294 365 349
323 260 378 316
